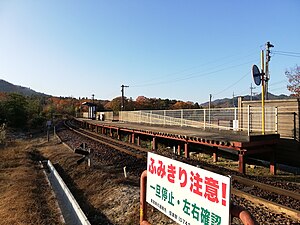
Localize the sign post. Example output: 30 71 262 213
252 52 265 135
146 152 231 225
75 143 93 167
46 120 52 142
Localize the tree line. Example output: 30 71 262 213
1 65 298 129
0 93 201 129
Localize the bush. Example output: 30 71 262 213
0 124 6 145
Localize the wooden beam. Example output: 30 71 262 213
270 150 276 175
184 142 189 158
177 144 181 156
213 147 218 163
152 137 156 151
239 153 246 174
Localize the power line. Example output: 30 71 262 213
273 52 300 58
269 86 288 92
213 71 250 96
131 50 258 87
273 50 300 55
131 58 258 88
268 80 288 88
235 87 250 96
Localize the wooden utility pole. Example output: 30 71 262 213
121 85 129 111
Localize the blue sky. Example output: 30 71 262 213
0 0 299 104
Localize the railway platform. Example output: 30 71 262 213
74 118 280 174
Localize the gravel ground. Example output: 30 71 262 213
2 129 298 225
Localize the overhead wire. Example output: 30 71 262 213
213 71 250 97
212 57 261 97
269 86 288 92
131 58 258 88
131 50 258 87
273 50 300 55
210 47 297 98
272 50 300 58
128 45 263 101
273 53 300 58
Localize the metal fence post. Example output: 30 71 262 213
150 111 152 125
164 110 166 126
181 109 183 127
234 107 238 131
204 109 206 130
247 105 251 136
234 107 237 121
275 107 278 134
139 111 142 124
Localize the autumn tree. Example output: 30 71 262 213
135 96 151 109
104 97 122 112
171 101 195 109
286 65 300 97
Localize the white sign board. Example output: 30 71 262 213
146 152 231 225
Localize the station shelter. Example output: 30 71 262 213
82 102 96 120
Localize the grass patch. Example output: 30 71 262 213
0 137 63 225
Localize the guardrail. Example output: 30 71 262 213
46 160 91 225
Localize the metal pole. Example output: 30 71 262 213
181 109 183 127
261 50 265 135
234 107 237 121
139 111 142 124
265 41 274 100
233 92 235 107
209 94 212 126
247 105 250 136
204 109 206 130
275 107 278 134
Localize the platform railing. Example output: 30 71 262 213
119 107 278 135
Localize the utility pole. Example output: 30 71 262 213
121 85 129 111
265 41 274 100
261 50 265 135
250 83 256 101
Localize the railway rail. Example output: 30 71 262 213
57 119 300 224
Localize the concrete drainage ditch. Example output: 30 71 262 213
41 160 91 225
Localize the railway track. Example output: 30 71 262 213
58 119 300 224
65 119 147 159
